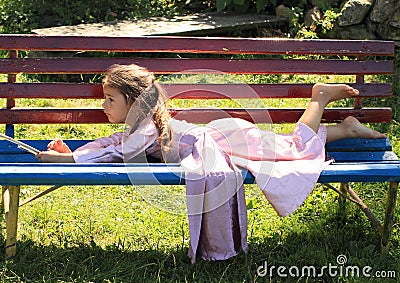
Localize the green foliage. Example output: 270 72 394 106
0 0 182 33
320 9 340 33
286 7 340 39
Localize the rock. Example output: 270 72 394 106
376 23 400 40
390 8 400 28
368 0 400 40
338 0 374 27
334 24 377 39
275 5 294 21
304 6 323 28
310 0 340 8
370 0 397 23
366 17 378 34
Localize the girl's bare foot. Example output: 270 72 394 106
342 116 386 139
311 83 359 105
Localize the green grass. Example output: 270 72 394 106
1 185 398 282
1 66 400 282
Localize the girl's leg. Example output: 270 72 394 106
298 83 360 133
326 116 386 143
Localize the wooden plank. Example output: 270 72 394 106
2 149 395 163
0 139 395 162
165 83 393 99
0 154 40 163
329 151 398 162
0 35 395 56
0 163 186 186
0 140 88 154
0 58 394 75
326 137 392 152
0 109 109 124
170 108 392 124
0 83 102 99
319 162 400 183
0 107 392 124
2 162 400 186
0 82 393 99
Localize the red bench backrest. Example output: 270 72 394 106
0 35 395 131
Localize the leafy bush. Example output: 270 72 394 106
288 7 340 39
0 0 183 33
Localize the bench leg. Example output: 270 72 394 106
2 186 9 214
338 182 349 211
381 182 398 251
326 183 384 232
2 185 20 259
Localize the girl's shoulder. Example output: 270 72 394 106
126 117 159 136
169 119 197 134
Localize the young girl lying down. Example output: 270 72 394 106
36 64 386 262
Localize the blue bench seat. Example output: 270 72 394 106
0 138 398 185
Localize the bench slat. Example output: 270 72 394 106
0 140 88 154
0 35 395 56
171 108 392 123
2 151 396 163
1 162 400 186
1 138 392 152
329 151 398 162
0 83 393 99
325 138 392 151
0 107 392 124
0 139 393 163
0 58 394 75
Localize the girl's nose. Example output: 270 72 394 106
102 99 109 109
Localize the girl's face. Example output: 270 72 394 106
102 85 133 124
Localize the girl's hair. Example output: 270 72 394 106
102 64 173 156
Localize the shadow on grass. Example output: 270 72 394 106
1 206 398 283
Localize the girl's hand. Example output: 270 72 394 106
35 150 75 163
47 138 72 153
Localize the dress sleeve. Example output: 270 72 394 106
73 119 159 163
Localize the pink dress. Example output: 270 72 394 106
72 117 331 263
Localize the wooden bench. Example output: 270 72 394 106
0 34 398 259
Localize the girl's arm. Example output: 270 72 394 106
72 118 159 163
37 118 159 163
34 138 74 162
35 150 75 163
36 134 125 163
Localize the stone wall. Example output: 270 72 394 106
277 0 400 46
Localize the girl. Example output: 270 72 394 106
35 64 385 262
